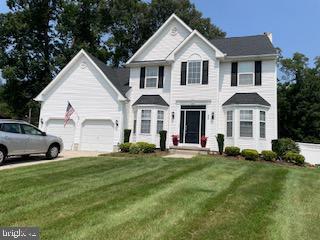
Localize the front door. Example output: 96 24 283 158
185 111 200 144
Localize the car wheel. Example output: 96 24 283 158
0 148 6 166
46 144 59 159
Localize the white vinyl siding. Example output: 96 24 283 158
260 111 266 138
141 110 151 133
157 110 164 133
145 67 158 88
226 111 233 137
240 110 253 137
187 61 201 84
238 62 254 86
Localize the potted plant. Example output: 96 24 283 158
201 136 208 148
172 135 179 146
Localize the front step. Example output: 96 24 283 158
169 146 210 155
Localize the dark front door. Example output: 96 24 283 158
185 111 200 144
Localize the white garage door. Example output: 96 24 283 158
46 119 75 150
80 120 114 152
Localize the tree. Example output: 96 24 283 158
278 53 320 143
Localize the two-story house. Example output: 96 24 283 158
35 14 278 152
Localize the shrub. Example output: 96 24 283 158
272 138 300 157
124 129 131 143
159 130 167 151
119 142 132 152
136 142 156 153
225 146 240 156
129 144 140 154
261 150 277 161
241 149 259 161
216 134 224 154
284 151 305 165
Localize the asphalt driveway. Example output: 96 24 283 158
0 150 103 170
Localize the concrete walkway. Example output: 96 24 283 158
0 150 103 171
163 153 196 159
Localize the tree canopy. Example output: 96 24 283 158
0 0 225 119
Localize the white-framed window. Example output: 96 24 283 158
145 67 158 88
260 111 266 138
238 62 254 86
187 61 201 84
240 110 253 137
133 111 137 134
226 111 233 137
140 110 151 134
157 110 164 133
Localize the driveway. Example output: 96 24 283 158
0 150 103 170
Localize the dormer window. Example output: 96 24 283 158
187 61 201 84
238 62 254 86
145 67 158 88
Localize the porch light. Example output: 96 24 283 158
211 112 214 120
172 112 175 120
115 120 119 127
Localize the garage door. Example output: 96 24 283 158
46 119 75 150
80 120 114 152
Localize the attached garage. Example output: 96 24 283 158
46 119 75 150
80 119 114 152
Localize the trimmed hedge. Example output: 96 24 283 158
124 129 131 143
284 151 305 165
159 130 167 151
241 149 259 161
119 142 132 152
128 142 156 154
272 138 300 157
225 146 240 156
261 150 277 161
129 144 140 154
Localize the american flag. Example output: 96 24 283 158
64 102 75 127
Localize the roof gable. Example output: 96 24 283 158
35 50 129 101
126 14 192 64
133 95 169 106
223 93 271 107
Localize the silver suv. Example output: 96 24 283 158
0 119 64 165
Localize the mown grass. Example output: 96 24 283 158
0 156 319 240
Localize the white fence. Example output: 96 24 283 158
297 142 320 165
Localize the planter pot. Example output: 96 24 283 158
172 139 179 146
201 141 207 148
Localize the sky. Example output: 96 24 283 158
191 0 320 64
0 0 319 64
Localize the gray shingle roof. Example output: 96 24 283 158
86 52 130 96
133 95 169 106
223 93 271 106
211 35 277 56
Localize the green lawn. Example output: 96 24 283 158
0 156 320 240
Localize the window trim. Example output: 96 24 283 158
226 110 233 138
238 62 255 86
145 66 158 88
260 110 266 139
140 109 152 134
133 111 137 134
156 110 164 134
239 110 253 138
187 60 202 85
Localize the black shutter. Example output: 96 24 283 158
255 61 262 86
180 111 185 143
158 66 164 88
202 61 209 84
181 62 187 85
140 67 145 88
231 62 238 86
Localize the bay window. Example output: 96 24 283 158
141 110 151 134
260 111 266 138
145 67 158 88
240 110 253 137
157 110 164 133
226 111 233 137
